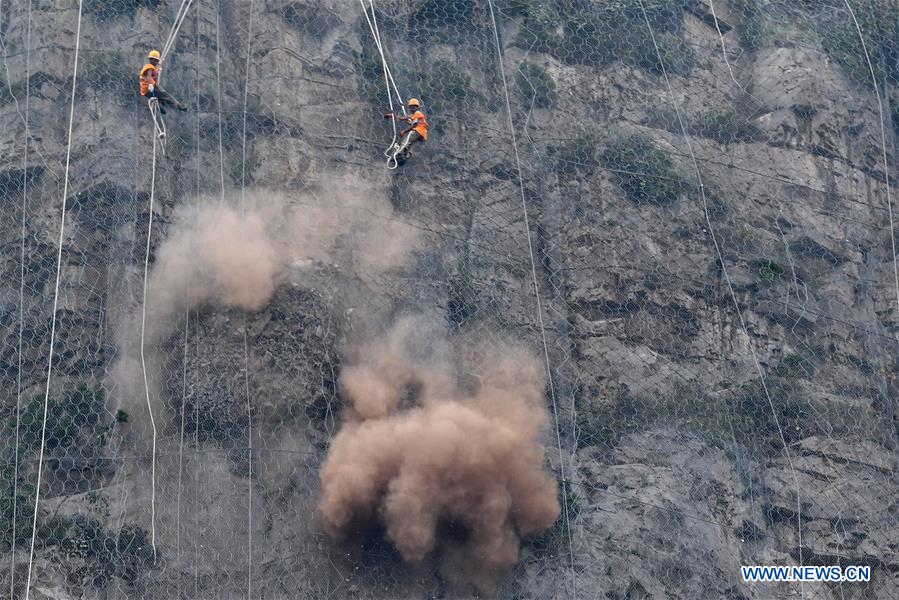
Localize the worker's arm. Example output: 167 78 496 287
383 112 411 124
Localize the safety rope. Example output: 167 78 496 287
484 3 577 598
148 97 167 154
359 0 408 169
7 0 33 594
215 1 226 204
161 0 195 61
139 0 198 565
193 8 202 595
139 133 161 564
239 2 256 596
24 1 83 598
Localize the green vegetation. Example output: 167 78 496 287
62 516 154 586
0 447 36 549
575 379 864 456
416 59 482 119
2 386 114 550
551 134 599 176
819 2 899 88
516 62 557 108
19 386 109 452
600 133 693 205
84 0 162 21
731 0 771 51
646 107 760 144
756 258 785 283
692 110 760 144
530 481 580 556
513 0 694 76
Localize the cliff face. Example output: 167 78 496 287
1 1 898 598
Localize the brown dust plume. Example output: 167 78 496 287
319 323 560 589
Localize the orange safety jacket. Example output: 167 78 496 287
409 110 428 140
139 63 158 96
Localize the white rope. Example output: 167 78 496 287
161 0 195 61
636 0 805 580
359 0 408 169
193 5 202 593
484 2 576 597
139 132 161 565
24 1 83 597
175 307 189 565
239 2 256 595
148 97 167 155
137 0 197 564
215 0 226 204
9 0 33 594
842 0 899 343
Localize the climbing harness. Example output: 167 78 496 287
359 0 408 169
148 97 167 155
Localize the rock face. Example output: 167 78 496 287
1 1 898 599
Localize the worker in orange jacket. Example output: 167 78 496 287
139 50 186 114
384 98 428 160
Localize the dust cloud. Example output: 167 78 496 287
144 184 419 333
319 318 561 590
112 182 418 435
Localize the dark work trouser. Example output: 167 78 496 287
146 87 184 111
396 130 423 154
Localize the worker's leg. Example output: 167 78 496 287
395 131 421 156
155 87 187 111
399 131 422 157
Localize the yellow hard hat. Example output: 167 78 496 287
407 98 420 107
148 50 161 60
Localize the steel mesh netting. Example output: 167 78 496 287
1 0 898 599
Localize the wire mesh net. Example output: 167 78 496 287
1 0 898 598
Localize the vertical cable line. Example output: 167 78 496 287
239 2 256 596
484 2 576 597
24 1 84 597
9 0 34 594
842 0 899 335
636 0 805 583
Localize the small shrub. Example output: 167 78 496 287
515 62 556 108
692 110 760 143
756 258 785 283
84 0 162 21
415 60 481 119
515 1 691 76
732 0 771 51
58 516 155 587
575 378 859 456
818 1 899 88
19 386 107 452
551 134 599 176
530 480 578 556
600 133 693 205
631 34 695 76
0 449 36 549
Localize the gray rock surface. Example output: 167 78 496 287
1 1 898 599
